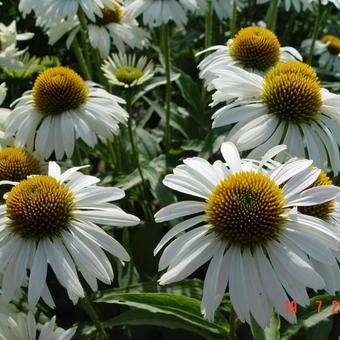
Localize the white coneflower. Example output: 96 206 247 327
197 26 302 90
0 311 77 340
102 53 154 87
294 170 340 295
0 21 33 69
87 1 149 57
302 34 340 73
0 84 6 105
35 0 115 22
154 142 340 327
196 0 235 20
125 0 197 27
39 2 148 57
0 162 140 306
256 0 314 11
5 66 128 160
210 61 340 174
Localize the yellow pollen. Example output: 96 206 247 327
205 171 287 247
32 66 89 116
298 171 335 220
229 26 281 72
0 147 40 182
321 35 340 55
262 61 323 123
6 176 75 239
97 1 123 25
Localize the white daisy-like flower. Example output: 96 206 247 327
0 311 76 340
154 142 340 327
197 26 302 90
0 21 33 69
34 0 115 22
88 1 149 57
5 66 128 160
0 161 140 307
0 83 6 105
256 0 314 11
293 170 340 295
211 61 340 175
125 0 197 27
40 2 148 57
302 34 340 73
195 0 234 20
102 53 155 88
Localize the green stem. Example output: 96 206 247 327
80 294 109 340
266 0 280 31
77 10 93 76
161 23 171 170
205 0 213 49
126 92 147 191
307 1 325 65
230 0 238 37
72 36 92 80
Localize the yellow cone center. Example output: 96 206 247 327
321 35 340 55
32 66 89 116
229 26 281 71
6 176 75 239
262 61 323 123
205 171 287 247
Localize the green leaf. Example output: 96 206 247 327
132 74 180 104
94 292 228 339
281 294 339 340
136 128 160 160
175 72 201 114
85 309 223 339
95 279 204 299
305 318 333 340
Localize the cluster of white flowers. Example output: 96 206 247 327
0 0 340 338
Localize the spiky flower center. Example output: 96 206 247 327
205 171 286 247
321 35 340 55
0 147 40 182
262 61 323 123
114 65 143 85
96 1 123 25
32 66 89 116
298 171 335 220
6 176 75 239
229 26 281 72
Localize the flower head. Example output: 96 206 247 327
211 61 340 174
6 66 128 160
0 162 140 306
102 53 155 87
197 26 302 90
125 0 197 27
302 34 340 72
154 142 340 327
